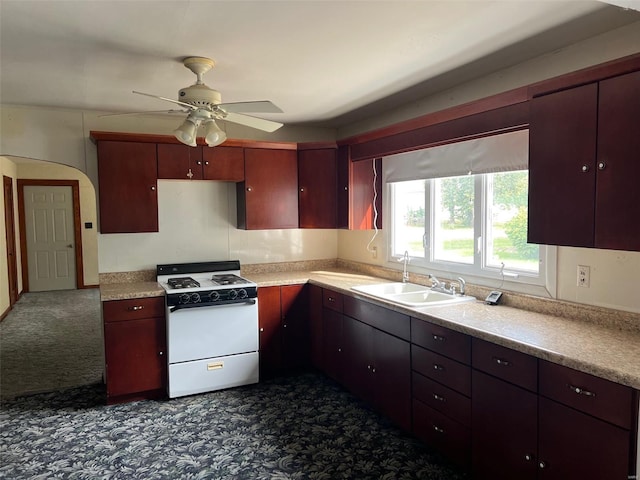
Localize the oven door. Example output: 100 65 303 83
167 300 259 364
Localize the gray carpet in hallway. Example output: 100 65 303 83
0 289 103 399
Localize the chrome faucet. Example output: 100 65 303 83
401 250 410 283
429 274 466 296
457 276 466 296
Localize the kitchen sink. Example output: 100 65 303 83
351 282 476 307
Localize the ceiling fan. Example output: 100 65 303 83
127 56 284 147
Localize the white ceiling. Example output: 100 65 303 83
1 1 639 129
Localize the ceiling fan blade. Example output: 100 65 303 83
217 100 283 114
98 109 187 118
222 111 284 132
133 91 196 110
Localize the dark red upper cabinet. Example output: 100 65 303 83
528 70 640 251
97 141 159 233
298 148 337 228
202 146 244 181
237 148 298 229
157 143 204 180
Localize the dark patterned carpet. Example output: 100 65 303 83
0 373 469 479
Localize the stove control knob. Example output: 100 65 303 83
228 289 238 300
208 291 220 302
237 289 248 299
179 293 191 304
190 293 201 303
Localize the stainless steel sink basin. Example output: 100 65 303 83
351 282 476 307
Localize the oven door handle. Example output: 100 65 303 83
169 299 256 313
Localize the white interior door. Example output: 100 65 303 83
24 185 76 291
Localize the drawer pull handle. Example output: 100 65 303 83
127 305 144 311
433 425 445 434
327 297 335 302
432 334 446 342
493 357 510 367
433 393 445 402
433 363 444 371
568 384 596 397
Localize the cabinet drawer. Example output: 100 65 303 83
539 360 634 429
413 372 471 427
411 318 470 364
413 399 471 467
344 295 410 341
412 345 471 396
103 297 165 322
322 289 343 313
472 338 537 392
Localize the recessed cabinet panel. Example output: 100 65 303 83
157 144 203 180
238 148 298 229
202 146 244 181
528 83 598 247
594 70 640 251
97 141 159 233
298 148 337 228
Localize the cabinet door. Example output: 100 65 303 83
342 316 374 402
537 397 630 480
350 158 382 230
258 286 282 376
595 70 640 251
528 83 598 247
298 148 337 228
323 307 344 384
336 145 350 229
157 144 203 180
238 148 298 229
372 328 411 431
281 284 309 370
97 141 159 233
202 146 244 181
472 370 538 480
104 316 166 398
308 284 324 370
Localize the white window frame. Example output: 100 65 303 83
386 173 557 299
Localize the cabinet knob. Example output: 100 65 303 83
300 187 305 192
344 186 348 191
159 351 164 356
205 161 209 165
581 165 589 173
598 161 606 170
283 324 287 328
197 161 202 165
524 454 533 461
338 348 342 353
246 187 253 192
538 461 547 469
150 186 156 191
259 327 264 332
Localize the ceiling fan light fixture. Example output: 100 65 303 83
204 120 227 147
174 118 199 147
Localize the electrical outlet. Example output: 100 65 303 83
371 246 378 259
577 265 590 288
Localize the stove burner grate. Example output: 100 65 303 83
167 277 201 289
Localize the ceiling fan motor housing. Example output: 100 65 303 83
178 84 222 107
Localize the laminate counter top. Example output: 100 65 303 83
100 281 164 301
246 269 640 390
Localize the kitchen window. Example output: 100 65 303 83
384 130 556 296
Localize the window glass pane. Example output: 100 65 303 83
433 176 474 264
392 180 426 257
486 171 539 273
